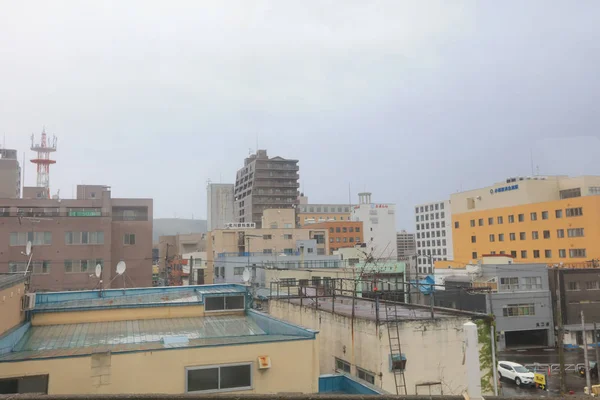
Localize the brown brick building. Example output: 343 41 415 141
0 185 152 291
306 221 363 254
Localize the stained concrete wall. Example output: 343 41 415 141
270 299 479 395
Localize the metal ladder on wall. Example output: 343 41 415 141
385 301 407 395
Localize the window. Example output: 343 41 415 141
567 281 580 291
556 209 563 218
356 368 375 385
498 216 504 224
263 249 272 254
441 211 445 218
283 234 293 240
489 234 495 242
65 231 104 245
590 187 600 195
471 235 476 243
343 237 348 243
557 229 565 238
560 188 582 199
569 248 587 258
205 295 245 311
283 248 294 255
545 249 552 258
233 267 244 276
342 227 347 233
336 237 340 243
510 250 517 258
478 218 484 226
500 277 519 290
472 252 477 259
521 250 528 259
518 214 524 222
355 227 360 232
509 233 516 241
585 281 599 290
533 250 540 258
566 207 583 217
349 227 354 233
0 374 49 394
488 217 494 225
335 358 351 373
10 232 52 246
519 232 526 240
186 363 251 393
559 249 566 258
498 234 504 242
567 228 584 238
335 227 341 233
470 220 475 227
542 211 549 220
64 260 73 273
123 233 135 245
532 231 539 240
543 230 550 239
503 304 535 317
530 212 537 221
508 215 514 224
30 261 51 274
454 221 459 229
522 277 542 290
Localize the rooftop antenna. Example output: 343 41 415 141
30 127 57 199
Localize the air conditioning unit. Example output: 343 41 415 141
21 293 36 311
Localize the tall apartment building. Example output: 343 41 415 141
1 184 152 291
234 150 299 228
207 183 234 231
414 200 453 274
0 148 21 198
351 192 397 260
297 202 352 226
450 175 600 267
396 230 416 259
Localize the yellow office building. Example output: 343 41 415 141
450 175 600 267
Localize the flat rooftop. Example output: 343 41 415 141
284 296 486 321
33 284 247 312
0 311 316 362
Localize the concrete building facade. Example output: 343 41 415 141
0 284 319 395
0 149 21 199
269 296 488 395
396 230 416 260
549 267 600 348
297 203 352 226
414 199 453 274
0 185 153 291
351 193 397 260
450 175 600 267
234 150 299 228
305 221 364 254
207 183 234 232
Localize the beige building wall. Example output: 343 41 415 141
0 338 319 395
0 281 25 335
451 175 600 215
270 300 477 395
0 158 20 199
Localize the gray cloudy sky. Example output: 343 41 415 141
1 1 599 229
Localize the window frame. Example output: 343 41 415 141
335 357 351 373
185 362 253 394
356 367 376 385
204 295 246 312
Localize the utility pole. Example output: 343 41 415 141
554 268 566 394
487 290 499 396
164 243 170 287
582 311 592 394
595 322 600 385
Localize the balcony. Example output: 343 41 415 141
255 181 300 188
255 172 299 180
255 163 299 171
254 197 298 205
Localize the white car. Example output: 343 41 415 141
497 361 534 386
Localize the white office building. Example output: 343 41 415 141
207 183 234 232
414 199 453 274
351 192 397 260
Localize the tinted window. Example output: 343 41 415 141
187 368 219 392
225 295 244 310
205 297 225 311
220 365 251 389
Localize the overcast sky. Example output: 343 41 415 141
1 1 599 229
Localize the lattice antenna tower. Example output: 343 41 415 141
30 128 57 199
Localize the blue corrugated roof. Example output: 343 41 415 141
0 313 315 362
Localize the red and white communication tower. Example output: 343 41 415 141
30 128 58 199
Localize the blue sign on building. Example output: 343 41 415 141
491 184 519 194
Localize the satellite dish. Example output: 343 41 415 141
95 264 102 278
116 261 126 275
25 241 32 256
242 268 251 283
